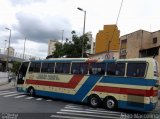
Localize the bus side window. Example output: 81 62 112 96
41 63 55 73
71 63 88 75
62 63 70 73
29 62 41 72
55 63 63 73
55 63 70 74
127 63 146 77
107 63 125 76
71 63 80 74
89 63 106 75
48 63 55 73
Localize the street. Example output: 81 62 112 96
0 88 160 119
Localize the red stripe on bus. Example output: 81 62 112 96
26 75 84 88
92 86 158 97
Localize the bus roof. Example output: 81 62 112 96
28 57 155 63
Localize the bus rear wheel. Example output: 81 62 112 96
28 87 35 97
103 97 118 110
88 95 101 108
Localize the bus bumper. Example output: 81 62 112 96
16 86 27 93
118 100 157 112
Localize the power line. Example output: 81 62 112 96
107 0 124 53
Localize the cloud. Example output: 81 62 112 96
14 12 72 44
9 0 46 6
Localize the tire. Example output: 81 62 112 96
28 87 35 97
103 97 118 110
88 95 101 108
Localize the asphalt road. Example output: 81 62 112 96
0 88 160 119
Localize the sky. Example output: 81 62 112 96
0 0 160 58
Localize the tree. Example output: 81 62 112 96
52 31 90 58
11 61 21 74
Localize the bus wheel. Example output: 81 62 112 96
28 87 35 97
103 96 118 110
88 95 101 108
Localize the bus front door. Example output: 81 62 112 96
17 62 29 85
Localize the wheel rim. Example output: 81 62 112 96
29 88 34 96
91 97 98 106
107 99 115 109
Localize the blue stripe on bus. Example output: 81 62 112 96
118 100 156 112
100 76 157 86
35 75 101 102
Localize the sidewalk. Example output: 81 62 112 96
0 80 16 90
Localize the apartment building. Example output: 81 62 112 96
120 30 160 65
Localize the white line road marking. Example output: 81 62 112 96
64 106 121 114
3 93 20 97
25 97 34 100
60 109 120 117
57 112 119 119
0 91 17 95
0 90 10 93
50 115 93 119
36 98 43 101
46 100 52 102
14 95 27 98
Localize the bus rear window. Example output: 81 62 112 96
127 63 146 77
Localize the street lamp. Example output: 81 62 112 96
5 27 11 71
23 37 27 59
77 7 86 58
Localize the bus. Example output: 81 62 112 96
16 58 159 112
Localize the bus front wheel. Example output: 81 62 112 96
88 95 101 108
28 87 35 97
103 96 118 110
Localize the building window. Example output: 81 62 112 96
153 37 157 44
139 46 159 57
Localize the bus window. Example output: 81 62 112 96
55 63 70 74
89 63 106 75
107 63 125 76
71 63 88 75
127 63 146 77
29 62 41 72
41 63 55 73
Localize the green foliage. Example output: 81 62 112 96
53 31 91 58
11 61 21 74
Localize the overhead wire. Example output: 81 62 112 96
107 0 124 53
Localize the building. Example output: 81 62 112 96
48 40 59 56
89 50 119 60
85 32 94 54
120 30 160 67
5 47 15 57
95 24 120 53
